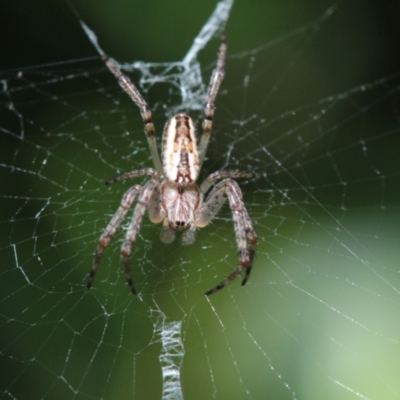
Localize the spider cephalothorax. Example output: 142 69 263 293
87 35 257 295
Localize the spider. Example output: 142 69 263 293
87 34 257 295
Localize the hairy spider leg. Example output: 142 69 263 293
241 208 258 286
198 34 227 168
199 170 256 194
87 185 142 290
120 178 159 294
105 168 158 185
102 55 163 174
195 178 257 295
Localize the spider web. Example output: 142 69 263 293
1 0 400 399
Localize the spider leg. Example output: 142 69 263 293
198 34 227 168
160 218 175 244
195 178 257 295
120 178 159 294
195 185 227 228
182 226 196 245
87 185 142 290
241 207 258 286
205 265 246 295
102 55 163 174
199 170 258 194
105 168 158 185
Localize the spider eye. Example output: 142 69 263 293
171 221 188 229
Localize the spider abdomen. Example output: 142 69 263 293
162 113 199 185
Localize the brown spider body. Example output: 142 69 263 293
158 182 201 231
163 114 199 185
87 35 258 295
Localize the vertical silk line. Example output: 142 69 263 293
154 319 185 400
